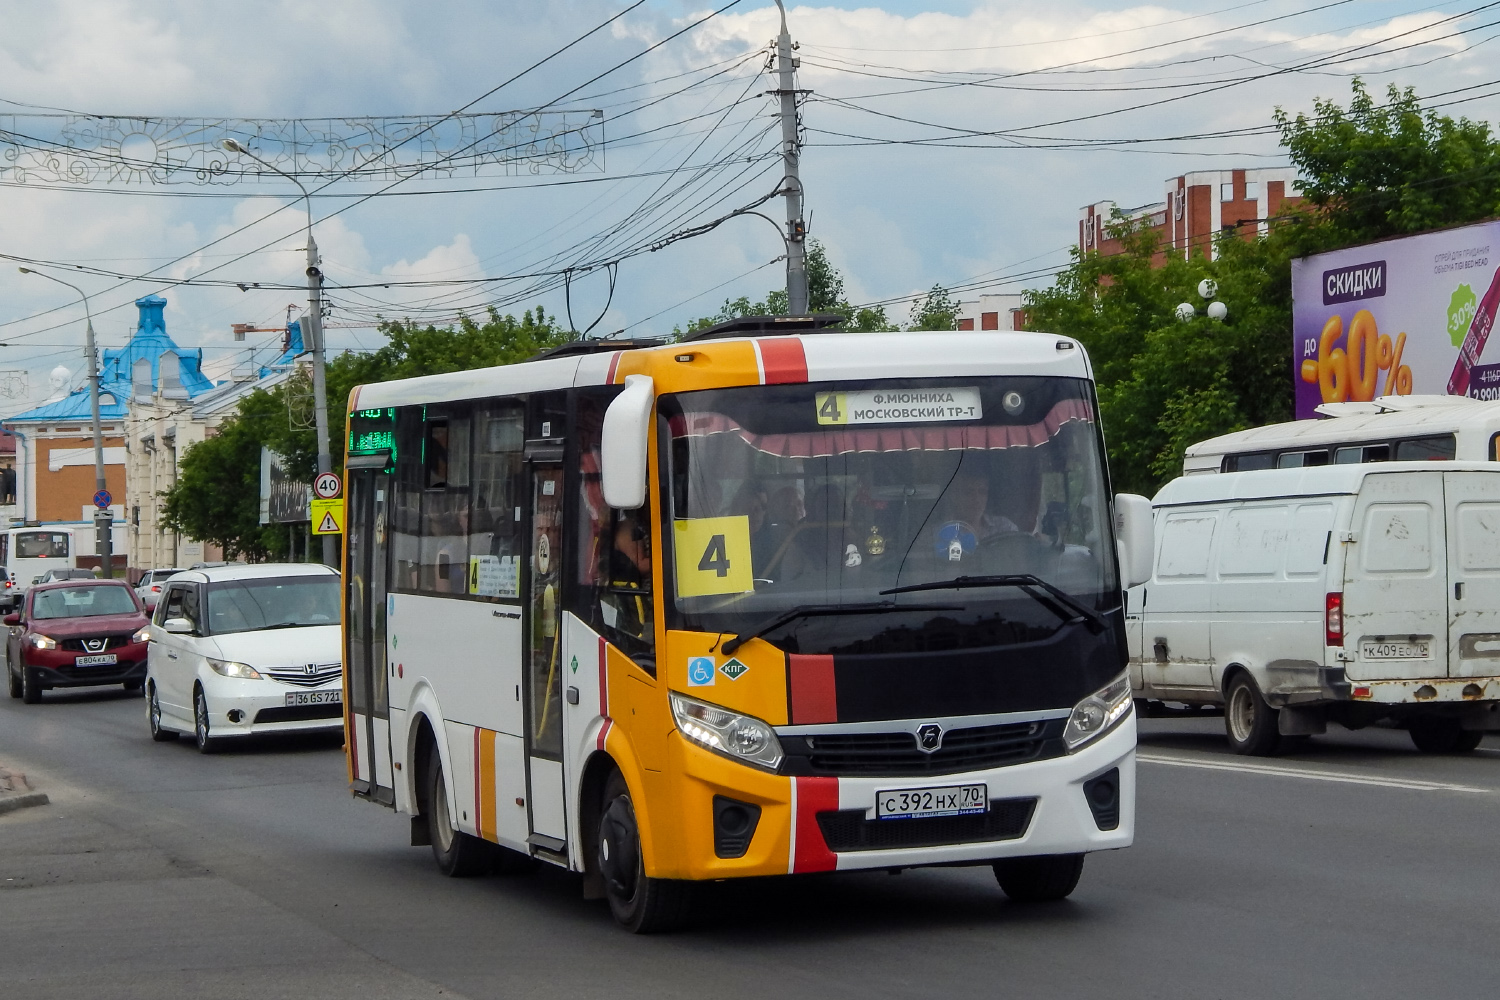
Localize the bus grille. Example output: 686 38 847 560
816 797 1036 852
263 663 342 688
781 719 1065 777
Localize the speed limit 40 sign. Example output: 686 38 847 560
313 471 342 500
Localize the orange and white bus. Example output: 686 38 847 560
341 317 1152 932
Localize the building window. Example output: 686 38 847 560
1220 182 1235 202
1244 181 1260 200
980 312 999 331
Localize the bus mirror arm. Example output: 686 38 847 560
601 374 655 510
1114 493 1154 590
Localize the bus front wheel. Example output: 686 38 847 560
993 854 1085 902
597 769 691 933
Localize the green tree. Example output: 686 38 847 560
1276 80 1500 245
907 284 958 331
160 306 568 555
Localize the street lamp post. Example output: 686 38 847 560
17 268 113 578
221 138 335 567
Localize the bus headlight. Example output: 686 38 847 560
1063 673 1132 751
669 692 783 771
207 658 263 680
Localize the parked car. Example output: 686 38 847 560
134 568 185 608
35 568 99 585
146 563 342 752
5 580 151 703
1128 462 1500 756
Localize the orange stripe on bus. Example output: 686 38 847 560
478 728 497 842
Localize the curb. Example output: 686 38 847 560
0 791 49 816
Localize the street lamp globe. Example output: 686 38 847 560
1207 300 1229 321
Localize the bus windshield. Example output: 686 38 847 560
661 376 1117 654
16 532 69 559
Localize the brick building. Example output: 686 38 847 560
1079 167 1305 261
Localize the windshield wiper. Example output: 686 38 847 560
254 620 323 630
719 601 960 655
880 574 1109 633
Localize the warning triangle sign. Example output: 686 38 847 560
317 511 340 533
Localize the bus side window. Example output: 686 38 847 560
391 407 425 592
572 389 653 666
470 402 525 601
418 406 472 594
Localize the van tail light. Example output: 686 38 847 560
1325 592 1344 646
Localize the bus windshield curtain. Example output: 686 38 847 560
666 397 1093 459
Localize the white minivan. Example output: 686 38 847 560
145 563 342 753
1127 462 1500 755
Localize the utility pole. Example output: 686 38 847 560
773 0 808 315
18 268 113 578
222 139 336 568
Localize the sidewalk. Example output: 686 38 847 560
0 763 48 815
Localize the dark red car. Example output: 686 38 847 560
5 580 151 703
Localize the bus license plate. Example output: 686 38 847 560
1361 641 1430 660
876 783 987 820
75 653 117 666
285 690 341 707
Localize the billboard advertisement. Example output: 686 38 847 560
1292 218 1500 419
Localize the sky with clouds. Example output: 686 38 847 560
0 1 1495 408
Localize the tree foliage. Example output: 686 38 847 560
679 239 895 334
1027 79 1500 495
159 307 568 558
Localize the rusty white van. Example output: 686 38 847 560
1127 463 1500 755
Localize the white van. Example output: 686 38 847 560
0 527 77 611
1127 462 1500 755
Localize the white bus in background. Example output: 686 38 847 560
1182 396 1500 475
0 526 76 610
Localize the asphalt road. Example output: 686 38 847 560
2 688 1498 1000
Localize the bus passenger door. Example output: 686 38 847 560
525 460 568 849
346 460 396 805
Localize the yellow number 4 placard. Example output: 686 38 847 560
673 516 755 598
815 391 848 425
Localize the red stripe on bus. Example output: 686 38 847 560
788 654 837 724
597 717 612 751
758 338 807 384
793 776 839 872
598 635 609 716
606 351 622 384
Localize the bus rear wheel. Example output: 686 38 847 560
424 751 492 877
597 769 691 933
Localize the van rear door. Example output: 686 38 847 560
1443 471 1500 679
1344 471 1448 681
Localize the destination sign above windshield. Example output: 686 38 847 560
815 388 983 425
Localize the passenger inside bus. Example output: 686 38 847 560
604 512 653 647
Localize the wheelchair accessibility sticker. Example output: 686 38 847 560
687 656 716 687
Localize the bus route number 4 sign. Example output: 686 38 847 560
314 472 342 500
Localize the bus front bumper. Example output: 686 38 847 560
655 711 1135 881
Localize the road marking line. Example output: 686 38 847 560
1137 752 1493 794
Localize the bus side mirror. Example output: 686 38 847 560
1114 493 1154 589
601 374 655 510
